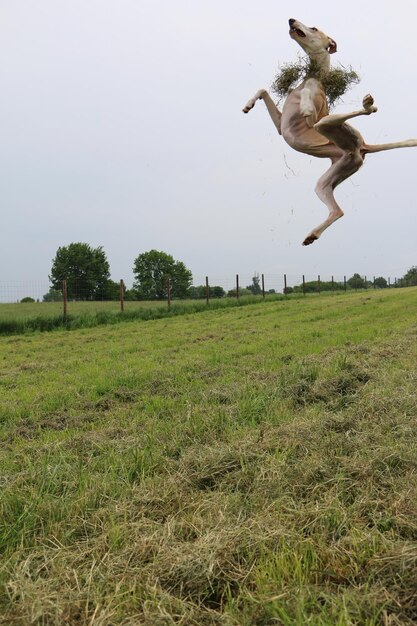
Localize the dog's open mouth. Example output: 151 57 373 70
290 27 306 38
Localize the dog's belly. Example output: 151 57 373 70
282 124 330 155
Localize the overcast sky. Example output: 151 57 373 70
1 0 416 296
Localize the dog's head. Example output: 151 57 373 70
289 19 337 55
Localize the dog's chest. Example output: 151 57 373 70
280 83 329 152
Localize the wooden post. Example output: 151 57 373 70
261 273 265 299
120 279 125 312
318 275 321 294
373 276 376 289
332 275 334 291
167 279 171 307
205 276 209 305
388 277 391 288
365 276 367 290
284 274 287 295
63 280 68 322
236 274 240 300
344 275 347 291
302 275 306 296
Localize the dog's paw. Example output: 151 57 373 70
363 94 374 107
363 94 378 114
243 90 267 113
242 100 255 113
302 233 318 246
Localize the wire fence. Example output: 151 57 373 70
0 272 413 312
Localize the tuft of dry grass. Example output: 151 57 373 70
271 56 360 107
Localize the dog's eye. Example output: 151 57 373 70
311 27 318 31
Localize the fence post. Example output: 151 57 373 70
236 274 240 300
302 275 306 296
332 275 334 291
284 274 287 295
261 273 265 299
167 279 171 307
120 279 125 312
344 275 347 291
318 275 321 294
373 276 376 289
205 276 210 305
62 280 68 322
365 276 368 290
388 277 391 288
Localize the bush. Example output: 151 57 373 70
43 289 63 302
20 297 35 303
227 288 252 298
188 285 226 299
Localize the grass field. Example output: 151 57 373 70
1 288 416 625
0 300 167 321
0 295 289 334
0 299 177 334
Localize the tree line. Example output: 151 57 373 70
41 242 417 302
43 244 196 301
286 273 393 294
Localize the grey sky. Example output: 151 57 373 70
1 0 416 294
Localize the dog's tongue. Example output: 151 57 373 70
292 27 306 37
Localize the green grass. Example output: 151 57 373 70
0 299 167 321
0 291 362 335
0 294 302 335
0 288 416 625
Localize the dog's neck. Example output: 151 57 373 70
307 50 331 74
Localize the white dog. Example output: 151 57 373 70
243 18 417 245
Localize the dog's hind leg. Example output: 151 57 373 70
302 96 376 245
363 138 417 153
303 152 364 246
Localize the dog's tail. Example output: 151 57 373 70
363 139 417 154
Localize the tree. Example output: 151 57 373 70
211 286 226 298
347 273 366 289
133 250 192 300
374 276 388 289
43 288 63 302
246 273 262 295
102 279 122 301
123 288 138 301
402 266 417 287
49 243 111 300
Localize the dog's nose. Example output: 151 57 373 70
289 18 296 26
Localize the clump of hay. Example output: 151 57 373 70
271 57 360 107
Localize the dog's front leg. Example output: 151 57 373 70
299 79 322 128
243 89 282 135
299 86 318 128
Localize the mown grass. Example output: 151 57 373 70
0 288 416 625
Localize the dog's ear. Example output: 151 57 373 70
327 38 337 54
